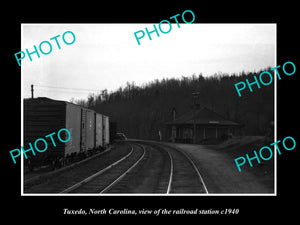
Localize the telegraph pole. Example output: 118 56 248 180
31 84 34 99
192 92 200 144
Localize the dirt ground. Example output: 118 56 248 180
164 141 275 194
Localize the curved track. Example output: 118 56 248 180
105 143 171 193
26 141 208 194
61 144 146 193
140 142 208 194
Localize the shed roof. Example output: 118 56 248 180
165 107 240 126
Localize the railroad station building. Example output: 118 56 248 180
165 107 241 144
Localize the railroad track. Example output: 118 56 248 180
24 144 133 193
25 141 208 194
60 141 208 194
61 143 146 193
161 144 208 194
138 142 208 194
105 143 170 193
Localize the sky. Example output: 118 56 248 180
22 23 276 102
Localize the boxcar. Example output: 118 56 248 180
24 98 82 161
81 108 95 151
95 113 103 149
24 97 109 168
65 101 82 156
102 115 110 147
109 121 117 143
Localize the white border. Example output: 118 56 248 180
274 23 277 196
21 23 277 196
21 23 24 195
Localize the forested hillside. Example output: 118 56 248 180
79 69 274 140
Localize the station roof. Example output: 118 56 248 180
165 107 241 126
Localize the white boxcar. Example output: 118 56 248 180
85 109 95 151
102 115 110 146
65 102 82 156
95 113 103 149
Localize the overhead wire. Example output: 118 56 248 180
34 85 101 93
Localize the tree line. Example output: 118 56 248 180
73 69 274 140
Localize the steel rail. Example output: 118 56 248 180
99 143 146 193
170 145 209 194
60 146 134 193
166 151 173 194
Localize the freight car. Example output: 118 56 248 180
109 121 117 143
24 97 110 171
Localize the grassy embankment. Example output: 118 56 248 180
216 136 275 191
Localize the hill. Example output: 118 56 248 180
83 70 274 140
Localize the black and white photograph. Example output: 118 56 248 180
4 4 298 221
21 23 276 195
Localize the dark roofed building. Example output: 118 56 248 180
165 107 242 144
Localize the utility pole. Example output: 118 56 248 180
192 92 200 144
31 84 34 99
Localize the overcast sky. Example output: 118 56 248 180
22 23 276 101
